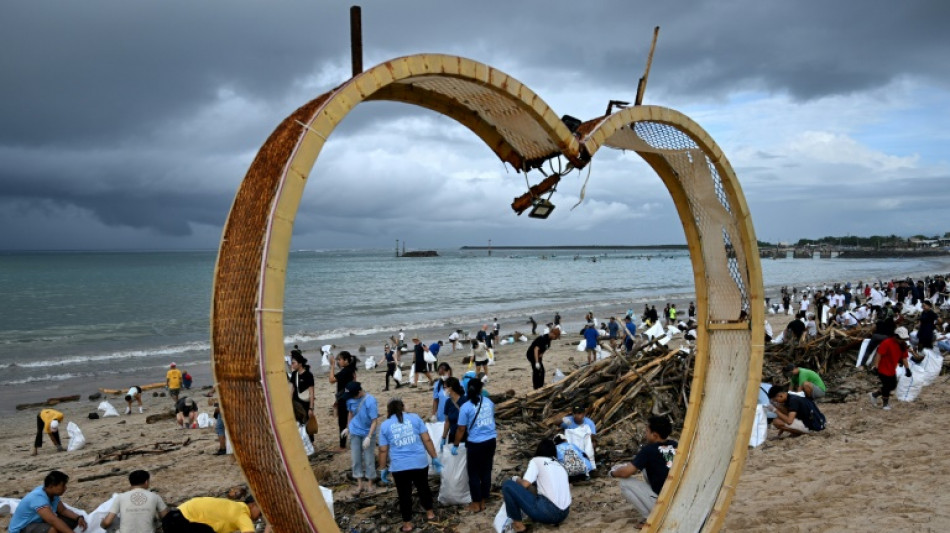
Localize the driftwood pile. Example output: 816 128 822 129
766 324 875 377
494 341 691 438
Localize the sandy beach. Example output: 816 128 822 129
1 292 948 533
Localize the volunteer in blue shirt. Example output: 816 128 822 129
439 377 468 451
452 378 497 513
559 405 598 449
9 471 87 533
623 316 637 354
583 323 599 365
430 363 453 422
342 382 379 495
378 398 442 533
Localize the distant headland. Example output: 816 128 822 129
459 244 688 250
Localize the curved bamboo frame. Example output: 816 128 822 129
211 53 763 532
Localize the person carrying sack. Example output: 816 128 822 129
289 351 317 442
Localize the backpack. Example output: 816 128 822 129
800 396 826 431
559 445 589 477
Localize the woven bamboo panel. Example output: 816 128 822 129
212 54 763 533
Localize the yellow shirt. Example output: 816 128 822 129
178 497 255 533
166 368 183 389
40 409 64 433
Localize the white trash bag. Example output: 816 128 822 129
97 401 119 418
364 357 377 370
320 485 334 518
393 366 403 383
0 497 20 517
299 424 315 456
426 421 445 476
552 368 566 383
576 340 587 352
748 404 768 448
493 503 512 533
196 412 213 429
66 421 86 452
83 494 117 533
896 348 943 402
438 443 472 505
564 426 596 469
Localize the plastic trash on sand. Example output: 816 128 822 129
66 422 86 452
552 368 566 383
494 503 512 533
97 401 119 418
321 486 334 518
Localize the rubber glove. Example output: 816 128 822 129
534 363 541 370
380 469 391 485
340 428 349 439
905 367 913 378
432 457 443 474
440 437 447 451
362 435 372 450
451 445 459 456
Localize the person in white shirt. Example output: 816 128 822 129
799 296 810 315
869 284 886 310
805 313 818 338
101 470 168 533
500 439 572 531
835 308 858 329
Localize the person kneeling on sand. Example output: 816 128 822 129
783 364 827 402
766 385 824 437
32 408 65 456
101 469 168 533
176 396 199 429
609 416 677 526
162 495 270 533
125 385 144 415
501 438 572 532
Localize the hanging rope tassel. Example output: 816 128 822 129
571 161 594 211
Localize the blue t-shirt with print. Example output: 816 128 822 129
457 397 496 443
560 416 597 435
346 394 378 437
432 380 449 422
379 413 429 472
9 485 59 533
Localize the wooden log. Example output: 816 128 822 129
16 395 82 411
99 382 166 395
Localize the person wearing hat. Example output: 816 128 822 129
288 351 316 442
560 405 598 452
623 316 637 354
410 337 433 388
869 327 913 410
164 494 268 533
341 381 380 495
32 408 65 456
166 362 183 402
175 396 199 429
783 364 826 401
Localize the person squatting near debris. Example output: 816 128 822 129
377 397 441 533
526 326 561 390
166 362 183 402
163 495 269 533
125 386 144 415
559 405 598 450
176 397 199 429
783 364 827 402
501 438 573 532
766 386 826 436
101 469 168 533
8 470 88 533
610 415 677 526
869 327 913 411
33 408 64 456
452 377 497 513
330 350 358 451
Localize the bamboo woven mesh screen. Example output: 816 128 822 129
211 54 763 533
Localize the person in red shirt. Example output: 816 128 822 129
869 327 912 410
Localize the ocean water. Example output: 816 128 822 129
1 248 947 408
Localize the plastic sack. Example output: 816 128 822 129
438 443 472 505
97 401 119 418
552 368 565 383
426 421 445 476
196 412 213 428
519 335 528 342
66 421 86 452
576 340 586 351
494 503 512 533
424 351 437 364
595 346 609 361
856 339 871 367
321 353 330 369
364 357 377 370
299 424 315 456
564 426 596 469
393 366 403 383
320 486 334 518
225 432 234 455
0 497 19 517
896 348 943 402
643 322 665 340
748 405 767 448
82 494 117 533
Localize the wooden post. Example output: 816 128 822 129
635 26 660 105
350 6 363 77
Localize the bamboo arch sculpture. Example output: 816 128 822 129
211 54 764 532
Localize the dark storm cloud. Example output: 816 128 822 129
0 0 948 248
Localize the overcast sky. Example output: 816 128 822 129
1 1 948 251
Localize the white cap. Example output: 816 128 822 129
895 327 910 340
50 420 60 430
